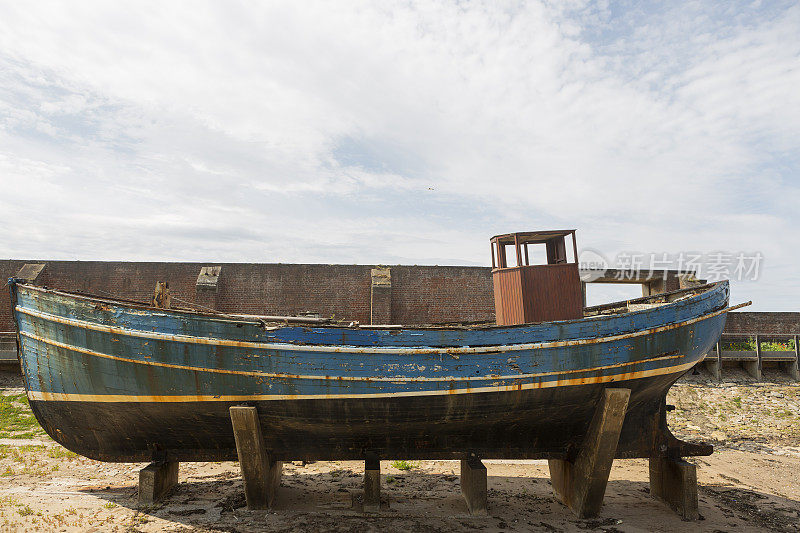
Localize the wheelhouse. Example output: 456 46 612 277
490 230 583 325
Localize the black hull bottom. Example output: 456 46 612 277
31 373 711 463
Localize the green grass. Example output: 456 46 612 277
17 505 33 516
46 447 76 459
390 460 419 471
0 444 47 460
0 394 45 439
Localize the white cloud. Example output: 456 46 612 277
0 1 797 309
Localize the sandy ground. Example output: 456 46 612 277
0 369 798 533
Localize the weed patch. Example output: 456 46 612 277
391 460 419 471
0 394 45 439
46 446 77 459
17 505 33 516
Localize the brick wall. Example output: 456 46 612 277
725 312 800 335
1 260 796 335
0 261 495 331
390 266 494 324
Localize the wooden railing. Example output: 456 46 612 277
702 333 799 381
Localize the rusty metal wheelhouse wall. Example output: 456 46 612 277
493 264 584 325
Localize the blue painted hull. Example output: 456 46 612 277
9 280 729 462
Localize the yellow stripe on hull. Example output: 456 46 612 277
27 360 696 403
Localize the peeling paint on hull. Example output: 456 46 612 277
9 280 730 462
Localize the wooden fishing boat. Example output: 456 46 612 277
8 231 743 464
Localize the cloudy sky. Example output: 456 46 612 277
0 1 798 310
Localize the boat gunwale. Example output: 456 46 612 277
14 292 745 355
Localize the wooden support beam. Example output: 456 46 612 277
152 281 171 309
548 388 630 518
138 461 178 506
460 456 488 515
649 457 699 520
363 455 381 513
230 406 282 510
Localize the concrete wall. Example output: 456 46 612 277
0 260 796 334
